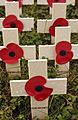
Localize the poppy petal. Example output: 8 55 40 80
16 20 23 32
0 43 23 64
34 87 53 101
49 18 68 36
19 0 23 8
47 0 66 7
0 48 18 64
7 43 24 58
3 58 18 64
56 41 72 54
53 18 68 27
3 15 17 27
56 51 73 64
2 24 12 28
0 48 8 59
49 25 55 36
25 76 46 96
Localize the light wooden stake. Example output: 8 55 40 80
10 59 67 119
0 2 34 31
39 26 78 73
37 3 78 43
1 28 36 74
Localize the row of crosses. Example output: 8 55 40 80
0 0 77 119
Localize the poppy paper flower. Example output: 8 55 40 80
49 18 68 37
3 15 23 32
25 76 53 101
55 41 73 64
47 0 66 7
7 0 22 8
0 43 24 64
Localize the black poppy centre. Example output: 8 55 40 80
13 0 18 1
60 50 66 56
9 51 16 57
55 0 59 1
10 22 16 28
56 25 62 27
35 85 43 92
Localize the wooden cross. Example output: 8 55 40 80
37 3 78 43
37 2 78 73
0 2 34 31
0 0 34 15
39 26 78 73
37 0 75 15
10 59 67 119
0 28 36 75
0 1 35 75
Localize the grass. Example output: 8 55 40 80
0 0 78 120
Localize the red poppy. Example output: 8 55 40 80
55 41 73 64
49 18 68 37
0 43 24 64
47 0 66 7
25 76 53 101
7 0 22 8
3 15 23 32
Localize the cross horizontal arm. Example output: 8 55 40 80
68 19 78 33
0 45 36 72
39 44 78 60
37 19 78 33
0 18 34 31
0 0 34 6
0 45 36 61
72 44 78 59
37 0 75 5
39 41 78 72
10 78 67 96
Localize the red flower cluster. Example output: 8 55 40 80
3 15 23 32
7 0 22 8
25 76 53 101
0 43 24 64
55 41 73 64
49 18 68 37
47 0 66 7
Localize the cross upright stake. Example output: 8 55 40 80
10 59 67 119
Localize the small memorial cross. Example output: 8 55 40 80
10 59 67 119
37 0 75 15
39 26 78 74
37 3 78 43
0 1 35 75
0 28 36 75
